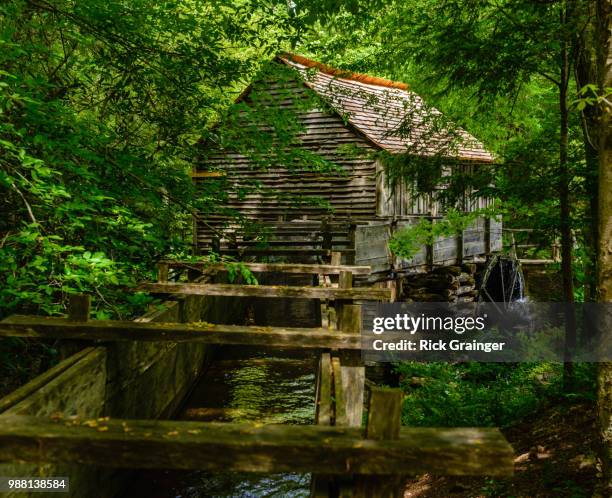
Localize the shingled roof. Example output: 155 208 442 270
278 53 494 163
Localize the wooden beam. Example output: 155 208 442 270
331 357 346 427
0 316 363 351
339 304 364 428
190 171 226 178
518 259 557 265
218 248 339 256
210 240 352 247
157 262 169 283
317 353 332 425
356 388 406 497
0 415 514 476
160 261 372 276
67 294 90 322
138 282 392 301
366 388 403 441
0 348 95 413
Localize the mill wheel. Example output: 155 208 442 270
478 255 525 308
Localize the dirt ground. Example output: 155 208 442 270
403 401 598 498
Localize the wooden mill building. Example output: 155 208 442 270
195 53 502 278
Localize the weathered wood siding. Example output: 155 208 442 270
490 216 503 252
354 223 392 273
357 216 502 276
376 159 495 218
194 72 500 265
196 78 379 248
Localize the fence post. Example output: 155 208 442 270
157 262 169 283
336 270 353 331
340 304 364 428
62 293 91 360
354 387 405 497
68 294 91 322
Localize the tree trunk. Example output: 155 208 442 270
596 0 612 494
575 0 602 307
560 3 577 390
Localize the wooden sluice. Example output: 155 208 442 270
0 258 514 497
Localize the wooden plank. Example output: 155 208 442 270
0 348 95 414
317 353 332 425
210 240 351 247
519 259 557 265
331 357 346 427
355 388 405 497
339 304 365 428
0 415 515 476
2 348 107 418
0 316 363 351
160 261 371 276
217 248 355 256
190 171 226 178
366 388 403 441
138 282 392 301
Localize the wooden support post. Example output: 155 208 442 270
365 388 402 440
354 387 405 498
456 230 464 265
339 304 365 428
426 218 434 269
62 294 91 360
211 236 221 254
331 357 346 427
68 294 90 322
484 217 491 256
426 242 434 268
336 270 353 331
157 262 169 283
316 352 332 425
338 271 353 289
321 218 332 252
330 251 342 266
347 223 357 265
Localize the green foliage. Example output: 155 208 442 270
396 362 596 428
297 0 598 301
0 0 305 320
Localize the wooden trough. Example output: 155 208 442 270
0 261 514 497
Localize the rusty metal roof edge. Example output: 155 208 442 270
276 54 495 162
277 52 410 91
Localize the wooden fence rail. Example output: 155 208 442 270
138 282 392 301
0 316 363 351
0 415 514 476
158 261 372 276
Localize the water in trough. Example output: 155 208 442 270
123 274 319 498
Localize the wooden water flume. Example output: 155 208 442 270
0 258 514 497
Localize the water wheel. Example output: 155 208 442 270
478 255 525 308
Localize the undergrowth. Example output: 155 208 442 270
396 361 597 427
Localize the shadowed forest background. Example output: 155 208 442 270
0 1 611 496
